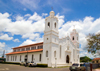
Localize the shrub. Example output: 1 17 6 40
37 64 48 67
0 62 20 65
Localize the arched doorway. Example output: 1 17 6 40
66 55 69 63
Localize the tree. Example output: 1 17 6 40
86 33 100 54
80 56 92 62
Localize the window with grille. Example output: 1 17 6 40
17 49 20 52
21 48 25 51
37 45 43 49
26 47 30 50
31 46 36 50
14 49 16 52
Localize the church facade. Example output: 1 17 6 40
6 11 80 67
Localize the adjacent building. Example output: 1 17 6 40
6 11 80 67
92 58 100 63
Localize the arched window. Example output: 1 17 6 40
46 51 48 57
11 56 12 61
32 55 34 62
73 36 74 40
13 56 14 61
15 56 16 61
20 55 21 61
39 54 41 61
48 22 50 27
60 46 61 58
54 51 56 57
54 23 56 28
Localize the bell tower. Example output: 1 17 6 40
42 11 59 67
70 28 79 48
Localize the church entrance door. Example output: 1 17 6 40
66 55 69 63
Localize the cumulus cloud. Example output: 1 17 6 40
16 15 23 21
20 39 36 46
22 33 39 40
56 13 64 28
0 12 45 36
13 39 20 42
0 34 13 40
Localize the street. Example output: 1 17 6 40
0 64 70 71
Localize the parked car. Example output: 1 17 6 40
69 63 86 71
69 63 80 71
20 61 26 66
28 61 37 67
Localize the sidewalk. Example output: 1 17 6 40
92 68 100 71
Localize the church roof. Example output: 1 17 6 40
12 42 43 49
6 49 43 55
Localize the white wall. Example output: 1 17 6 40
6 52 43 63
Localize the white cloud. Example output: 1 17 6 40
14 0 40 11
20 39 36 46
22 33 39 40
20 36 43 46
80 51 95 59
24 14 31 17
56 13 65 28
13 39 20 42
29 12 42 21
0 13 11 32
0 34 13 40
16 15 23 21
42 13 48 16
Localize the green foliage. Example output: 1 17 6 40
80 56 92 62
86 33 100 54
0 62 20 65
37 64 48 67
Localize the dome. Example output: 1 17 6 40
50 11 55 16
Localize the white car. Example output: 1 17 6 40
28 61 37 67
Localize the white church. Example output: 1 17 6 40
6 11 80 67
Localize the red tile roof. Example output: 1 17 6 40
12 42 43 49
92 58 100 61
6 49 43 55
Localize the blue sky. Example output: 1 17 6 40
0 0 100 58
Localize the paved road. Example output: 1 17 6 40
0 64 70 71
